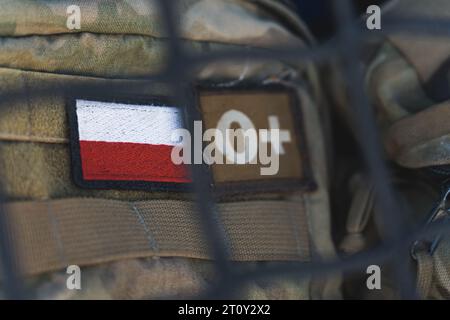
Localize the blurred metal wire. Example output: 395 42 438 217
0 0 450 300
332 0 417 299
0 205 26 299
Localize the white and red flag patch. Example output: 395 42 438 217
73 99 190 185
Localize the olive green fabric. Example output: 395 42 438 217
0 0 340 299
416 235 450 300
366 0 450 169
351 0 450 300
1 34 288 79
385 100 450 168
0 0 306 47
367 43 450 169
338 172 438 299
17 258 310 300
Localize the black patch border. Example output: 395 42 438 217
66 85 316 194
195 83 317 196
67 93 190 192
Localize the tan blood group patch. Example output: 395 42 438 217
198 87 314 191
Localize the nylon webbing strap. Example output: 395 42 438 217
2 198 310 276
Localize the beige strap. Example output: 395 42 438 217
1 198 310 276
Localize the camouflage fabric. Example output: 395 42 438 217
367 0 450 169
334 0 450 299
0 0 340 299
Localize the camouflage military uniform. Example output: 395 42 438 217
0 0 340 299
332 0 450 300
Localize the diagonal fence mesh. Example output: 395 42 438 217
0 0 449 299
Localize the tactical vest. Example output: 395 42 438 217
0 0 340 299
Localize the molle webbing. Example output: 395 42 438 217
2 198 310 276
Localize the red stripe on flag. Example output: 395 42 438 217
79 141 190 183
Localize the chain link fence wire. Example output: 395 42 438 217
1 0 450 300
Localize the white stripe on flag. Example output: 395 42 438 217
76 99 183 145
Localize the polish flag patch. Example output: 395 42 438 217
69 99 190 189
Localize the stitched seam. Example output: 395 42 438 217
79 105 181 114
130 202 159 252
0 133 68 144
